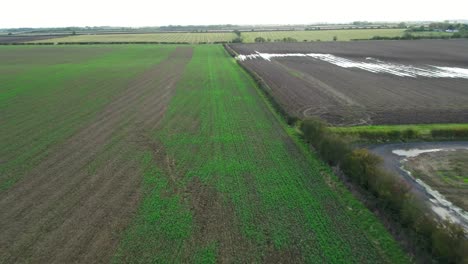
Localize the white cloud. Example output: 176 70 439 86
1 0 467 28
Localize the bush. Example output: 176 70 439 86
254 37 266 43
356 128 419 142
402 128 419 139
431 128 468 139
431 221 468 263
299 117 467 263
231 37 243 43
342 149 381 188
282 37 298 42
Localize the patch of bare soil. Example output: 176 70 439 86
182 177 258 263
0 47 193 263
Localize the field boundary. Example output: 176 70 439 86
331 123 468 143
300 119 467 263
224 44 298 125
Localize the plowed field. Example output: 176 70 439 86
229 40 468 125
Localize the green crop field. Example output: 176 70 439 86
31 32 237 43
241 28 405 42
0 44 408 263
0 45 179 190
115 45 407 262
27 29 407 44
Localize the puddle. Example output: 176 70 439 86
391 146 468 228
392 148 444 157
236 52 468 79
392 147 468 158
403 166 468 226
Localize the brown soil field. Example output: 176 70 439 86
0 47 192 263
229 40 468 125
0 35 68 44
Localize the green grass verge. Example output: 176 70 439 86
330 124 468 136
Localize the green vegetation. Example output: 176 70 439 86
241 28 405 42
301 118 468 263
331 123 468 142
0 45 176 190
25 28 406 44
114 45 408 262
32 32 237 43
410 31 455 37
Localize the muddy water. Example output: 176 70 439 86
236 52 468 79
392 148 445 157
368 141 468 230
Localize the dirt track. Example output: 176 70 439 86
229 40 468 125
0 47 193 263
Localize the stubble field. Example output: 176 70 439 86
0 45 407 263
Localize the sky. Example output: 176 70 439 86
2 0 468 28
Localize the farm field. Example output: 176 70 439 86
0 44 190 262
0 35 65 43
229 40 468 125
27 29 407 44
241 28 405 42
31 32 237 43
0 45 407 263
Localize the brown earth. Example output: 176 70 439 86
229 40 468 125
0 35 69 44
0 47 193 263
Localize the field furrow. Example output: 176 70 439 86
1 44 408 263
0 46 193 263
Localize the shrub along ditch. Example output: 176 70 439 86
431 128 468 139
333 126 468 143
301 118 467 263
224 43 468 263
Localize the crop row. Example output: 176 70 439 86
115 45 408 263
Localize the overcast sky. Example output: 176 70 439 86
2 0 468 28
